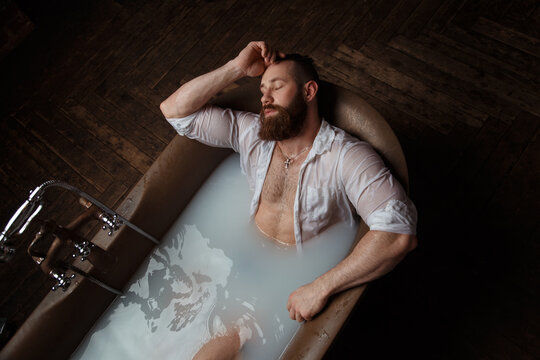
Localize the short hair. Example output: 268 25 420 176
275 53 320 86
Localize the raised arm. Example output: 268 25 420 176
160 41 284 118
287 230 417 322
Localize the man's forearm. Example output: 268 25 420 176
287 230 417 322
160 41 280 118
317 230 417 297
160 60 245 119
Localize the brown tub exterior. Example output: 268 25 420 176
0 80 408 360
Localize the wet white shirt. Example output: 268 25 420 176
167 105 417 244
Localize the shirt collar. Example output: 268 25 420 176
311 119 335 156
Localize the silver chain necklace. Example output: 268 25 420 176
277 143 311 169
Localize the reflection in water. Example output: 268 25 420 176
121 225 232 334
73 224 235 359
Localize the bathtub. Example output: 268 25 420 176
0 80 409 359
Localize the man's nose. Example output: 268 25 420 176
261 92 273 106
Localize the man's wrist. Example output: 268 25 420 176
225 58 247 79
314 276 333 299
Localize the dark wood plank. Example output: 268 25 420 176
0 132 50 198
317 47 457 134
443 23 540 77
370 0 423 43
362 40 519 123
309 0 374 55
472 16 540 58
152 0 274 96
290 0 359 55
13 108 113 194
30 102 143 185
501 1 540 38
57 106 144 183
422 0 467 33
398 0 450 38
134 0 238 91
205 0 287 71
344 0 402 50
28 0 128 104
473 0 513 23
104 1 199 93
80 92 170 154
266 0 330 54
105 89 174 145
425 30 539 95
337 43 486 127
68 1 169 101
388 34 540 117
1 115 101 200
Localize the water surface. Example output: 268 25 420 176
72 154 358 359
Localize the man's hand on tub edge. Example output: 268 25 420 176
286 280 329 323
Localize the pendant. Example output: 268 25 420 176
284 158 291 169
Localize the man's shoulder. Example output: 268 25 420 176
323 120 371 150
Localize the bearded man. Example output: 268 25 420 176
160 41 418 359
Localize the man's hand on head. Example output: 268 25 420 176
286 280 329 323
233 41 285 78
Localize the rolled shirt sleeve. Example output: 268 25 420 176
166 105 254 152
341 141 417 236
165 105 265 191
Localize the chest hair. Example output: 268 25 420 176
260 148 305 208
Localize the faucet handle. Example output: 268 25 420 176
72 240 92 261
50 270 75 292
99 212 123 236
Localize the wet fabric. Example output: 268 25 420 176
167 106 417 243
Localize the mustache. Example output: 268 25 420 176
261 104 287 113
262 104 277 111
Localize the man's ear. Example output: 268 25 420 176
303 80 318 102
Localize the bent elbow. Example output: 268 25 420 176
396 233 417 255
160 101 172 118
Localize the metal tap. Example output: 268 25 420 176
50 269 76 292
99 212 123 236
0 180 159 262
72 240 93 261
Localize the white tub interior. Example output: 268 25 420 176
71 153 358 360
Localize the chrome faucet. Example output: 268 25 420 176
1 180 159 294
0 186 45 262
50 270 76 292
0 180 159 263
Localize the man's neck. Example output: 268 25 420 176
278 112 322 155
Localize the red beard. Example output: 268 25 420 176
258 90 307 141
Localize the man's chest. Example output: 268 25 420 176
260 148 307 209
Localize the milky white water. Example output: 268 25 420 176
71 153 358 360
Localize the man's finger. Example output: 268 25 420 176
260 42 268 58
289 307 295 320
269 51 277 64
295 313 305 323
264 46 274 65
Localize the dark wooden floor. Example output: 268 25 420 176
1 0 539 358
